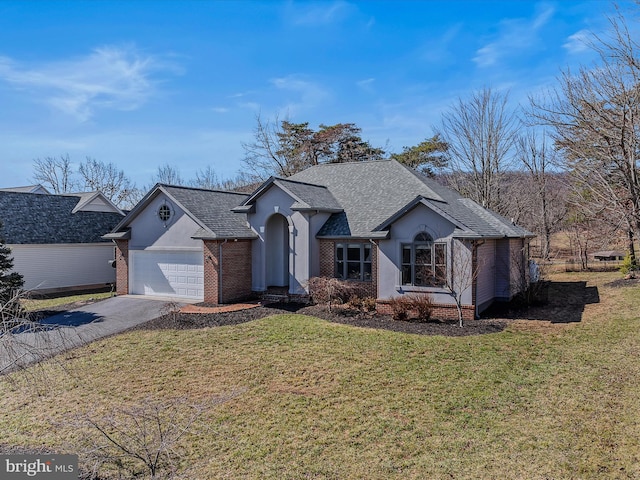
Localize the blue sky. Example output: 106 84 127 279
0 0 623 189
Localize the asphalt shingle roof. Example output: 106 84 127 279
289 160 533 239
161 185 256 239
274 178 343 211
0 191 124 244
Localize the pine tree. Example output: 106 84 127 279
0 220 24 307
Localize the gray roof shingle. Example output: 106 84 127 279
161 185 256 239
107 184 256 240
0 191 124 244
289 160 534 239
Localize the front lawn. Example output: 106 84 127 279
1 271 639 479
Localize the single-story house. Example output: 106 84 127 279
106 160 534 320
0 189 125 293
591 250 625 261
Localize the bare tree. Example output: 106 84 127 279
437 87 517 214
529 8 640 266
189 166 221 190
32 154 76 193
72 396 230 479
153 164 185 186
78 157 139 209
440 239 482 328
514 131 568 259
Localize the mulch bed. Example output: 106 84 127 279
137 303 510 337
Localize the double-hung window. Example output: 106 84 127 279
336 243 372 281
401 232 446 287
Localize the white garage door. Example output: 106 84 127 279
130 250 204 300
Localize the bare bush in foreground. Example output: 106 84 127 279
72 394 239 479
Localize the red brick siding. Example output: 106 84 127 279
376 300 475 322
221 240 253 303
114 240 129 295
203 239 253 304
318 239 378 298
203 240 220 304
319 240 334 277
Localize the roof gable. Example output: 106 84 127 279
234 177 343 213
107 184 256 240
70 191 124 215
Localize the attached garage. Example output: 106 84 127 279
130 250 204 300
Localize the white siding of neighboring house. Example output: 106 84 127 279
10 243 116 291
476 239 496 313
79 196 118 213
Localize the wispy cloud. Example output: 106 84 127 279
473 4 555 68
0 46 175 121
356 78 375 93
285 1 354 27
271 75 330 114
563 29 591 54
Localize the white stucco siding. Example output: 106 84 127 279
128 193 202 251
10 243 116 291
377 203 470 306
476 239 496 312
246 187 315 294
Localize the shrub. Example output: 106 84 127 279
361 297 378 313
619 253 638 277
389 297 411 321
307 277 355 310
388 295 434 322
409 294 433 322
348 294 363 311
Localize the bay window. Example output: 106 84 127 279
401 232 446 287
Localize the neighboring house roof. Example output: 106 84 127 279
106 184 257 240
70 191 125 215
288 160 534 239
0 184 50 194
234 177 343 213
0 191 125 244
591 250 625 258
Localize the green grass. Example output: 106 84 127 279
21 291 113 312
2 271 640 479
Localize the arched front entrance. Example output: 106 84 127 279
265 214 290 288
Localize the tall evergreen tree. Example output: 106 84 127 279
0 221 24 307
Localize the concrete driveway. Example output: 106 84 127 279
1 295 184 374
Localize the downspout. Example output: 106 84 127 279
219 239 228 304
369 239 378 299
